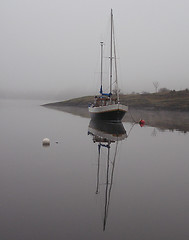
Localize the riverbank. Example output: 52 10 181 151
44 89 189 112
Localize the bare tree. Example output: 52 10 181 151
153 81 159 93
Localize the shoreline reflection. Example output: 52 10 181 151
46 105 189 133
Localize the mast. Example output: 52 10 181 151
113 20 119 102
109 9 113 96
100 41 104 95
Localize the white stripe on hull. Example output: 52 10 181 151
88 103 128 113
88 127 127 141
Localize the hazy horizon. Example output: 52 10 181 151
1 0 189 100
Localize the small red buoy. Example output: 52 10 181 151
139 119 145 127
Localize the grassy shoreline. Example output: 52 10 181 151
44 89 189 112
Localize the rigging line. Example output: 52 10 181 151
127 122 136 137
112 15 119 101
129 110 138 123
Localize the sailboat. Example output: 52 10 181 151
88 9 128 122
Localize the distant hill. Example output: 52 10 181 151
44 89 189 112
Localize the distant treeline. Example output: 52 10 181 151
44 89 189 112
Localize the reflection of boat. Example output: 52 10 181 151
88 120 127 231
88 119 127 142
88 9 128 122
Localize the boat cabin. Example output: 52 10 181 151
93 96 118 107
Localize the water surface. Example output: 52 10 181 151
0 99 189 240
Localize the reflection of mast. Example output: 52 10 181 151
88 120 126 231
96 144 101 194
103 142 110 231
95 140 119 231
108 140 118 208
95 140 113 231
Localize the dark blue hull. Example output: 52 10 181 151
88 119 126 135
90 109 126 122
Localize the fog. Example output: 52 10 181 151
1 0 189 100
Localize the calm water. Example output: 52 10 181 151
0 99 189 240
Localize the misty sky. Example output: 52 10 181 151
1 0 189 99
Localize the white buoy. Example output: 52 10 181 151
42 138 50 146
